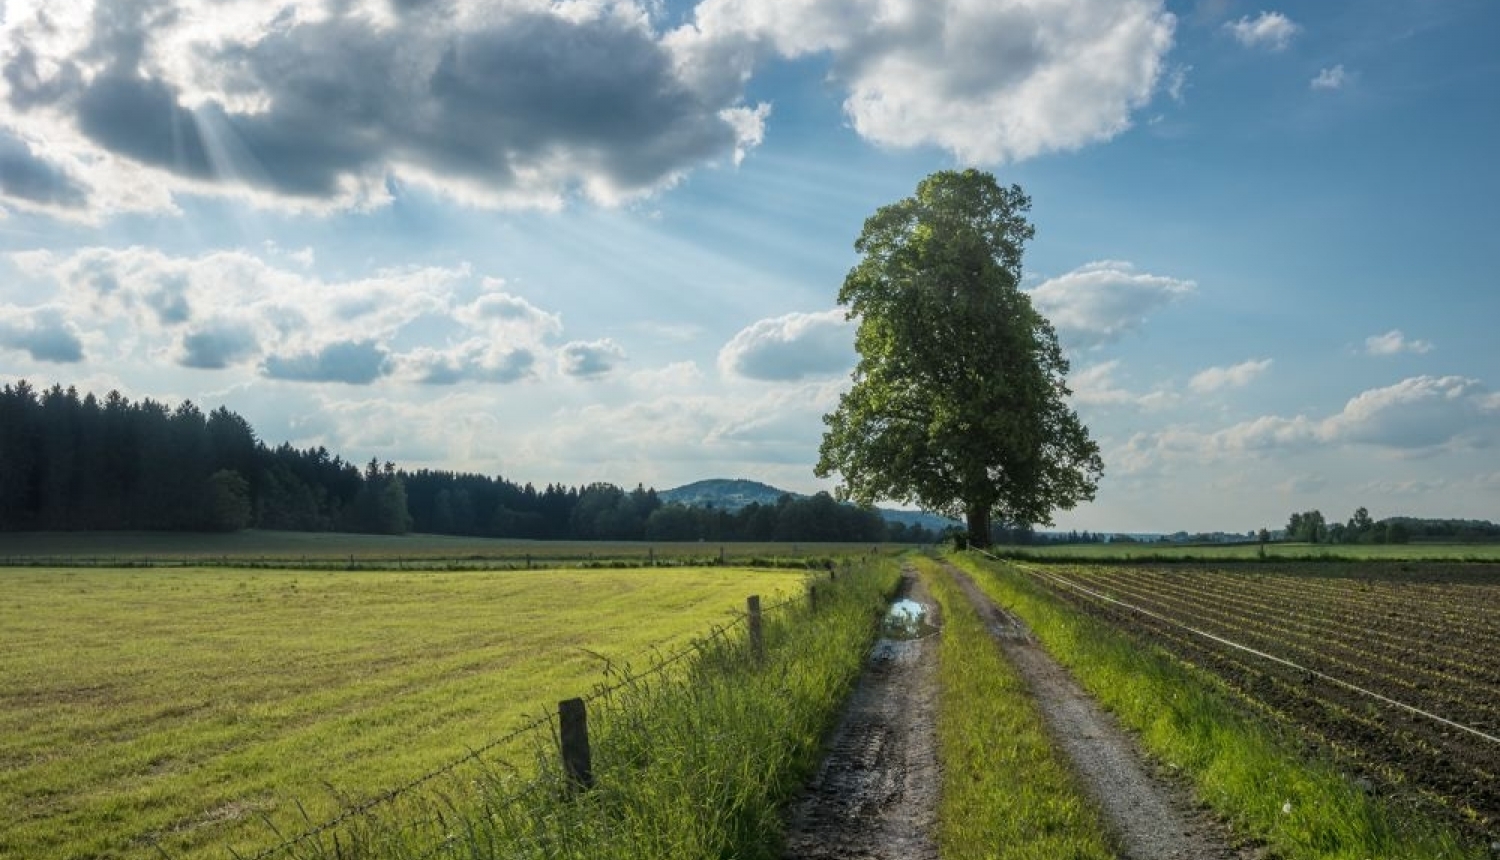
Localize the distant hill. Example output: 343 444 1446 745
660 479 958 533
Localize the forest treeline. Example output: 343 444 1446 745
0 381 940 543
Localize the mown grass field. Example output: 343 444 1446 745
0 563 810 860
997 541 1500 562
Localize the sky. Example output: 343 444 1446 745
1 0 1497 534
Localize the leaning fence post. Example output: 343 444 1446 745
559 697 593 791
747 595 764 662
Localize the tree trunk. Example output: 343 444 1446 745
966 506 992 549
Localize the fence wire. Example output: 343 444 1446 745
231 585 813 860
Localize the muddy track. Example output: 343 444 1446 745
784 561 1258 859
781 569 941 860
944 561 1259 860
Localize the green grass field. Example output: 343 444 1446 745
0 564 810 860
0 529 898 569
996 541 1500 562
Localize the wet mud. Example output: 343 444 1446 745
784 562 1254 859
780 570 941 860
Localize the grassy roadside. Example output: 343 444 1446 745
918 557 1114 860
952 552 1484 860
291 556 904 860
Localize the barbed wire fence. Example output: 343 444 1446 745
219 590 812 860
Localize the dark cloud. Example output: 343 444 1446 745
262 339 391 384
146 274 191 324
0 309 85 363
559 339 625 378
4 45 85 110
0 129 86 207
179 323 258 369
15 3 750 209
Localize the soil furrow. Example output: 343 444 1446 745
944 561 1257 860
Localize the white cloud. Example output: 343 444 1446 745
1364 329 1433 356
1118 375 1500 474
7 246 573 385
558 338 628 378
672 0 1177 164
1070 359 1178 410
1224 11 1299 51
1027 260 1195 349
0 304 85 362
1311 65 1349 91
718 308 854 381
1188 358 1271 394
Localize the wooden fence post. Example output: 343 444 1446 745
559 697 593 791
747 595 763 662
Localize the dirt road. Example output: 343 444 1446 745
780 570 941 860
782 561 1255 859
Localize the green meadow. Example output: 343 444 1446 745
0 564 809 860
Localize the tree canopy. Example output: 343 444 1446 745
816 169 1102 547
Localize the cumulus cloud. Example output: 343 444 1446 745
1364 329 1433 356
0 0 767 215
718 308 854 381
262 339 393 384
403 343 537 385
178 321 259 369
1188 358 1271 394
1069 360 1176 410
0 127 86 209
0 305 85 362
1027 261 1195 349
1118 375 1500 473
559 338 627 378
8 245 579 386
1311 65 1348 91
672 0 1176 164
1224 11 1299 51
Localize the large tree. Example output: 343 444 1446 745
816 169 1102 548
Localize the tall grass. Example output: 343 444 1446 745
954 553 1483 860
273 558 902 860
920 558 1114 860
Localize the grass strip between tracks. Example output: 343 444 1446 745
920 558 1114 860
952 552 1485 860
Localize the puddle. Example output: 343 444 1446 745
881 598 939 641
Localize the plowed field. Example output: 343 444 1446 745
1016 562 1500 839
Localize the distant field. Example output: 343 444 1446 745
997 541 1500 562
0 529 896 567
0 565 809 860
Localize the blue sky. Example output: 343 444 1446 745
1 0 1496 533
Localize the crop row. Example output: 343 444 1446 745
1026 563 1500 837
1064 567 1500 721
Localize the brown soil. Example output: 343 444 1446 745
1030 562 1500 843
783 562 1257 860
